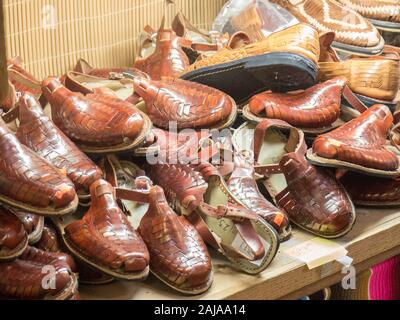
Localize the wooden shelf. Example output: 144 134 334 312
80 207 400 300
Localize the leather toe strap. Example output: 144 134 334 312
253 119 307 177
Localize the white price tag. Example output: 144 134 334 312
284 238 349 269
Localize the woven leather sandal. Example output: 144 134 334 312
147 161 280 274
181 23 319 105
269 0 384 56
34 223 115 285
340 171 400 207
100 156 214 295
35 224 60 253
233 120 356 238
0 207 28 261
0 117 78 216
242 77 358 135
14 93 103 201
52 179 150 281
319 56 400 102
309 104 400 177
129 75 237 130
337 0 400 32
42 77 152 155
0 246 78 300
226 154 292 242
10 209 44 245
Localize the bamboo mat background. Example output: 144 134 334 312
3 0 226 78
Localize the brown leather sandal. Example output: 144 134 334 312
147 161 280 274
0 116 78 216
0 246 78 300
12 93 103 201
0 208 28 261
52 179 150 281
233 120 356 238
308 104 400 177
11 209 44 245
227 154 292 242
42 77 153 155
241 77 360 135
100 156 214 295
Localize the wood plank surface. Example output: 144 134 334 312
80 207 400 300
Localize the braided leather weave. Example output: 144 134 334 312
227 159 291 240
0 259 75 300
313 104 399 170
65 180 149 274
249 77 346 128
134 29 189 80
138 186 212 293
0 117 76 209
0 245 77 300
269 0 382 48
20 245 76 272
0 208 27 258
147 163 207 211
10 208 43 243
341 172 400 203
133 77 234 130
274 153 355 237
42 78 145 147
35 225 61 253
183 23 320 73
337 0 400 23
319 57 400 101
16 94 103 194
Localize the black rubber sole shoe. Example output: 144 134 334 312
181 52 318 105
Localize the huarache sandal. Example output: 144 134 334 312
232 120 356 238
52 179 150 281
309 104 400 177
34 222 114 285
124 72 238 131
269 0 384 56
340 172 400 207
148 161 280 274
11 209 44 245
0 117 78 216
100 156 213 295
134 2 192 80
227 154 292 242
336 0 400 33
13 94 103 201
242 77 360 135
42 77 152 155
0 208 28 261
0 247 78 300
181 23 319 105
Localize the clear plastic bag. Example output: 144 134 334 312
212 0 299 42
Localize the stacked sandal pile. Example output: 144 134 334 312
1 0 400 299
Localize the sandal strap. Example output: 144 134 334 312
186 212 254 260
342 85 368 114
253 119 307 177
115 187 150 203
194 203 264 260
